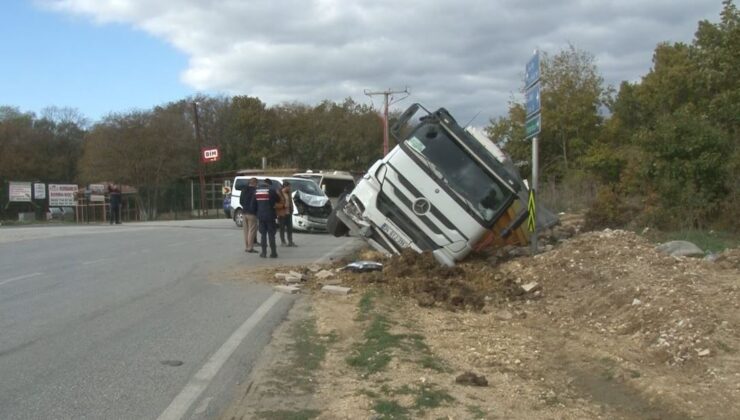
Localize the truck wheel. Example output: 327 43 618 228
327 195 350 237
234 209 244 228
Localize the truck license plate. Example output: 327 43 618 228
381 223 407 248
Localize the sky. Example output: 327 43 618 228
0 0 725 125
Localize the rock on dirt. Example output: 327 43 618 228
455 371 488 387
521 282 541 293
315 269 335 279
274 285 301 294
321 285 351 295
655 240 704 257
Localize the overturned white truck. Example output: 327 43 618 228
329 103 556 266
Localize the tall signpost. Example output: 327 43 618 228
524 50 541 255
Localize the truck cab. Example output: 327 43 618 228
333 103 532 266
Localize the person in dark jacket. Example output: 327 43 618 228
240 178 259 253
250 179 281 258
108 184 122 224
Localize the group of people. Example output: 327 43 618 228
239 178 296 258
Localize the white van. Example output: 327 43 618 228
293 171 356 207
230 176 331 232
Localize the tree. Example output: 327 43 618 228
486 102 526 165
640 105 730 227
78 104 194 219
0 106 86 183
486 45 610 181
603 0 740 229
543 45 610 173
226 96 274 169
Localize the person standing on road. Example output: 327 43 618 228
108 184 122 224
251 179 280 258
277 181 296 247
240 178 259 253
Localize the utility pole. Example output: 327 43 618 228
364 88 409 156
192 102 207 217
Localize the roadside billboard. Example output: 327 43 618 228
89 184 106 202
9 182 32 202
48 184 79 206
34 182 46 200
89 184 106 194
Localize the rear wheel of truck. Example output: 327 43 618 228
327 194 350 237
234 208 244 228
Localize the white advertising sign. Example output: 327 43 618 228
89 184 106 194
48 184 79 206
34 182 46 200
9 182 32 202
90 194 105 202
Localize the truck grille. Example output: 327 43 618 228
377 191 437 251
392 168 461 236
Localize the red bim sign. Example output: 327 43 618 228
201 147 220 163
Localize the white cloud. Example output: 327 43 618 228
40 0 723 123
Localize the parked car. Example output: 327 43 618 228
293 170 356 207
230 176 332 232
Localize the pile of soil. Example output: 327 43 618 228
330 228 739 364
256 216 740 418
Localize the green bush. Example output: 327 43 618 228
584 186 639 230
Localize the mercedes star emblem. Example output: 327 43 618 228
412 198 430 215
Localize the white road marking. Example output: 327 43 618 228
0 272 44 287
156 241 358 420
156 292 283 420
166 242 188 248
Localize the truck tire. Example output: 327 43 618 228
327 194 350 237
233 208 244 228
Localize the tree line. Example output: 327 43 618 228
1 97 384 219
487 0 738 232
1 1 737 230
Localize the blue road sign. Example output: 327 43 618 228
525 84 540 117
525 113 541 139
525 51 540 88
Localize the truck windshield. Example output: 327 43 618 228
404 123 508 223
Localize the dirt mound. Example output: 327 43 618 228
256 225 740 418
380 251 487 309
491 229 739 365
285 228 737 365
715 248 740 270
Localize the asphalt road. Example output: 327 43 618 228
0 219 361 420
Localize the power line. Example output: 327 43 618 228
364 87 409 156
